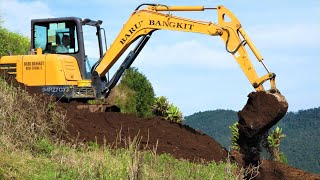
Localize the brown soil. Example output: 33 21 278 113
1 72 319 179
58 101 228 162
237 91 288 166
257 160 320 180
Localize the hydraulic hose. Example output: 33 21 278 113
223 28 247 54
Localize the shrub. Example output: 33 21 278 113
165 104 183 123
229 122 240 151
113 67 155 117
152 96 183 124
266 127 287 163
152 96 169 116
0 26 29 56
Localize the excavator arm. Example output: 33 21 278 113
92 5 277 96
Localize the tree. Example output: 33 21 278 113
116 67 155 117
0 26 29 56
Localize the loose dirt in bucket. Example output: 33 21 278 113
237 91 288 166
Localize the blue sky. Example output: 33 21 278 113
1 0 319 116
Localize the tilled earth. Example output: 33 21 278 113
58 102 228 163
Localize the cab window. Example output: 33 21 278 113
33 21 78 54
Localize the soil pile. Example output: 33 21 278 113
59 102 228 162
237 91 288 166
257 160 320 180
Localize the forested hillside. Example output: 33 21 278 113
185 110 238 148
184 107 320 174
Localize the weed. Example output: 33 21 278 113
87 141 100 151
34 138 55 156
165 103 183 123
229 122 240 151
266 127 286 163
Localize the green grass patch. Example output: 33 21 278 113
0 142 239 179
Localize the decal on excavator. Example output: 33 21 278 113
24 61 45 70
120 21 144 45
149 20 194 30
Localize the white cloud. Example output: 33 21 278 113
0 0 53 37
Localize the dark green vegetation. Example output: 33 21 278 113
185 110 238 148
152 96 184 123
185 108 320 174
0 26 29 56
110 67 155 117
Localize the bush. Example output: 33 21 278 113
152 96 183 123
113 83 137 114
229 122 240 151
152 96 170 116
0 26 29 56
165 104 183 123
266 127 287 163
114 67 155 117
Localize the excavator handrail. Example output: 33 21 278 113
93 5 277 94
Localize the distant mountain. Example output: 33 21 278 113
184 107 320 174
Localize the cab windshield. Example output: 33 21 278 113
33 21 78 54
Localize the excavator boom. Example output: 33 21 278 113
93 5 276 94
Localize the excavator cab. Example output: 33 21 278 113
31 17 105 79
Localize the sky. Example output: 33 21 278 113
0 0 319 116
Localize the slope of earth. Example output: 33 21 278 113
59 102 228 163
257 160 320 180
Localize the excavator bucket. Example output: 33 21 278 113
238 91 288 137
236 91 288 166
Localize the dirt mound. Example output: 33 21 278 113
59 102 228 162
237 91 288 166
257 160 320 180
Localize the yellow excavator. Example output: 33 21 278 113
0 4 278 100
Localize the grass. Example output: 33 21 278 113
0 142 240 179
0 76 243 179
